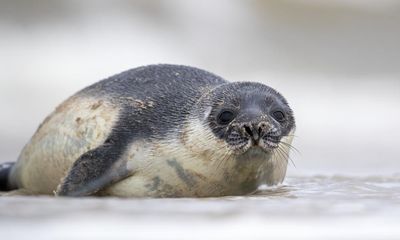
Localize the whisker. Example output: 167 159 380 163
277 145 296 168
279 141 301 155
273 147 287 165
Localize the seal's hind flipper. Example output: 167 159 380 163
0 162 16 191
56 144 131 197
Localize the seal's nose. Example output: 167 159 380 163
241 121 269 142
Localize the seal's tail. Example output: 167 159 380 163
0 162 15 191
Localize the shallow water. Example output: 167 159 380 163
1 175 399 240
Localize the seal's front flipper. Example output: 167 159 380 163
56 144 130 197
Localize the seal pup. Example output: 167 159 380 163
0 64 295 197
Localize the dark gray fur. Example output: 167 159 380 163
80 64 227 140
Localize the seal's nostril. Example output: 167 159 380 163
258 126 263 136
244 125 253 137
257 122 269 136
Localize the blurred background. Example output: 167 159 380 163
1 0 399 176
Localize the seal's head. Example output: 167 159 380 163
196 82 295 155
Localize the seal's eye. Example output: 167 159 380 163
272 111 286 122
217 110 235 125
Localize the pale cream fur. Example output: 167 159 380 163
9 96 120 194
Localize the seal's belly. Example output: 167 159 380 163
101 142 269 198
102 158 232 198
102 165 234 198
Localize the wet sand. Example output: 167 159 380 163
1 175 399 240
